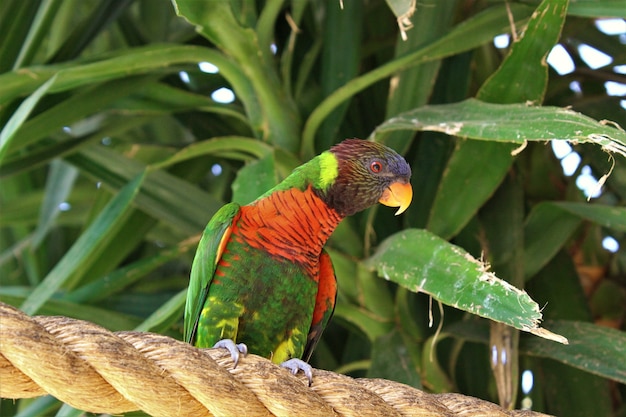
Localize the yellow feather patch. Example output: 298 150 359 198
317 151 339 190
215 225 232 266
273 328 305 363
196 298 243 347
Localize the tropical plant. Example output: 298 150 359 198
1 0 625 416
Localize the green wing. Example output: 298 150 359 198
184 202 240 344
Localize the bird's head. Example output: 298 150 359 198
317 139 413 217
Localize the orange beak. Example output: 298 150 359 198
379 181 413 215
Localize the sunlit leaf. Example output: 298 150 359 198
0 44 235 103
302 3 535 157
372 99 626 153
150 137 272 170
0 74 57 162
366 229 567 343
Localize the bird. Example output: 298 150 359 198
184 138 412 383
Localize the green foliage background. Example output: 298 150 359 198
1 0 625 416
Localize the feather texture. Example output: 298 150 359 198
184 139 412 364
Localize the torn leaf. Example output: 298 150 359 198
365 228 568 344
385 0 416 40
371 98 626 159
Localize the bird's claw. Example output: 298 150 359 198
281 358 314 386
213 339 247 368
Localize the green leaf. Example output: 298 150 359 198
524 202 626 279
417 0 570 242
11 0 64 68
525 0 626 17
173 0 301 152
8 395 60 417
231 152 278 205
422 333 455 392
478 0 569 103
552 202 626 231
0 44 237 104
113 82 247 123
524 252 613 417
333 303 393 342
54 403 89 417
0 0 40 72
317 0 362 151
46 0 133 63
442 316 617 414
329 249 361 303
382 0 458 154
479 174 525 280
302 3 535 157
426 141 515 239
533 358 612 417
1 288 140 330
66 145 222 234
372 98 626 152
150 137 272 170
368 329 422 388
479 175 525 407
521 320 626 384
528 250 591 322
2 1 623 413
30 159 78 248
6 75 156 156
0 74 57 163
0 115 153 179
134 289 186 333
366 229 567 342
77 210 157 288
20 172 146 315
403 134 455 229
355 264 395 321
65 242 196 303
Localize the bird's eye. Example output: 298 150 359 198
370 161 383 173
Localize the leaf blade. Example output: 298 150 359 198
366 229 567 343
20 172 146 315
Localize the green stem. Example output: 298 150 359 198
174 0 301 153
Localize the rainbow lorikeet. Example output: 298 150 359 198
184 139 412 382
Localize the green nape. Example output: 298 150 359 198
254 151 338 201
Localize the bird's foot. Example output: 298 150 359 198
281 358 313 386
213 339 247 368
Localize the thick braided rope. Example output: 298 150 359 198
0 303 549 416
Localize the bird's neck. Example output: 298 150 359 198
236 186 342 274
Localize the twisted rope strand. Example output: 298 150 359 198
0 303 550 417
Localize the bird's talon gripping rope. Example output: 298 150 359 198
281 358 314 386
213 339 247 368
